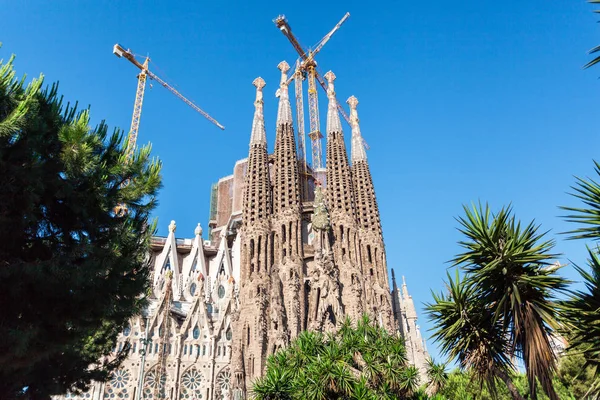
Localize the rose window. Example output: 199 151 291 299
216 368 231 392
179 369 204 399
110 369 130 389
142 370 166 399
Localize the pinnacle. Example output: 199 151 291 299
347 95 367 163
325 70 342 134
276 61 293 125
250 77 267 146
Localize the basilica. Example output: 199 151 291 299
57 62 429 400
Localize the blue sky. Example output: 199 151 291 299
3 0 600 362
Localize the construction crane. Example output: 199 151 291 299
113 43 224 171
274 13 350 170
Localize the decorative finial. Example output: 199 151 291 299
250 77 267 145
347 95 367 163
168 220 176 233
324 71 336 99
402 275 407 287
276 61 293 125
324 71 342 134
253 77 266 105
347 95 359 125
195 223 203 237
278 61 290 84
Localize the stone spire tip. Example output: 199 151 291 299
250 77 267 146
195 223 203 237
347 95 367 163
253 76 266 91
347 95 358 109
276 61 293 125
168 220 176 233
324 70 336 98
324 70 342 134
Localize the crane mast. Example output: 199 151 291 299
126 58 149 162
294 63 307 168
113 43 224 166
306 65 323 169
274 13 350 170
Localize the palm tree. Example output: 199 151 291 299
585 1 600 69
425 358 448 395
452 204 568 400
252 315 419 399
426 271 524 400
561 162 600 398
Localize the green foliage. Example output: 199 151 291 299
557 352 599 399
427 204 568 399
425 358 448 395
561 161 600 399
425 271 514 395
252 315 419 400
0 53 162 398
436 369 575 400
452 204 567 400
584 1 600 69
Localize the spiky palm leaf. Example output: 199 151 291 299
561 161 600 241
426 358 449 395
252 314 415 399
584 1 600 69
452 203 568 400
426 270 514 396
561 248 600 396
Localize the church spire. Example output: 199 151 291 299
347 96 367 163
276 61 293 125
273 61 301 216
348 94 382 237
250 77 267 146
324 71 342 135
242 77 271 227
324 70 355 218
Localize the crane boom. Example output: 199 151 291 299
145 69 225 130
274 14 351 169
113 43 224 160
305 12 350 66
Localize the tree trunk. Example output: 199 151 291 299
496 369 526 400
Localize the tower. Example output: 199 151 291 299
54 63 433 400
232 77 273 396
391 271 429 381
270 61 304 342
348 96 394 330
323 71 365 321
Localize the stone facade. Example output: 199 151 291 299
55 65 429 400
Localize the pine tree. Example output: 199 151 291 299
0 52 162 399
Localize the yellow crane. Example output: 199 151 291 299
113 43 224 164
113 45 222 398
274 13 350 170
